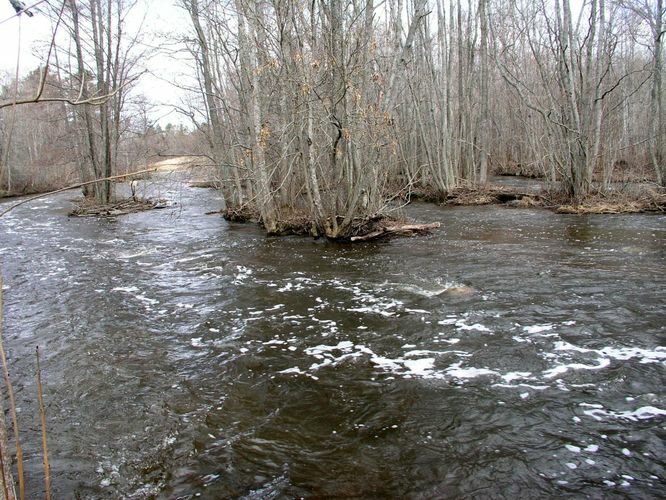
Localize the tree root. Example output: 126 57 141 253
350 222 441 242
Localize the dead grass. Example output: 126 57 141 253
445 187 500 205
434 184 540 206
409 182 665 214
555 189 666 214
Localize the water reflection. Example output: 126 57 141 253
564 217 596 245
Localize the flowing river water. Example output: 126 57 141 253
0 180 664 498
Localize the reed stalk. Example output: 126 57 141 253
0 275 10 500
35 348 50 500
0 274 23 500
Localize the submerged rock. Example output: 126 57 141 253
442 285 476 296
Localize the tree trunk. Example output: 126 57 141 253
187 0 230 208
478 0 489 185
650 0 665 185
236 0 277 233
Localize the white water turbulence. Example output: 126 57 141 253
0 185 664 498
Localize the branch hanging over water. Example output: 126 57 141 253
0 168 159 218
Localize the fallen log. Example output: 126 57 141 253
351 222 441 242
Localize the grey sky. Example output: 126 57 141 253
0 0 192 125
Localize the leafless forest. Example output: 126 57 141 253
0 0 663 238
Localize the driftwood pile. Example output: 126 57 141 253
69 198 170 217
445 186 539 206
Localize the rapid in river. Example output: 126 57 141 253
0 178 664 498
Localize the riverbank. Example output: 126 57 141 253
2 159 664 235
410 181 666 214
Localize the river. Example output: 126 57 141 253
0 180 664 498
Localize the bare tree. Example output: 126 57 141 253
618 0 665 185
63 0 144 203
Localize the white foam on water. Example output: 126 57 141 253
538 340 666 382
278 366 319 380
403 358 436 376
442 338 461 344
305 341 355 357
455 320 492 332
404 349 455 357
405 308 430 314
501 371 533 383
599 346 666 363
367 354 404 372
247 279 663 394
347 303 399 317
233 265 253 284
553 341 593 353
400 283 450 298
279 367 305 375
523 324 554 334
445 362 497 379
543 358 611 378
264 339 286 345
493 383 549 390
583 405 666 422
